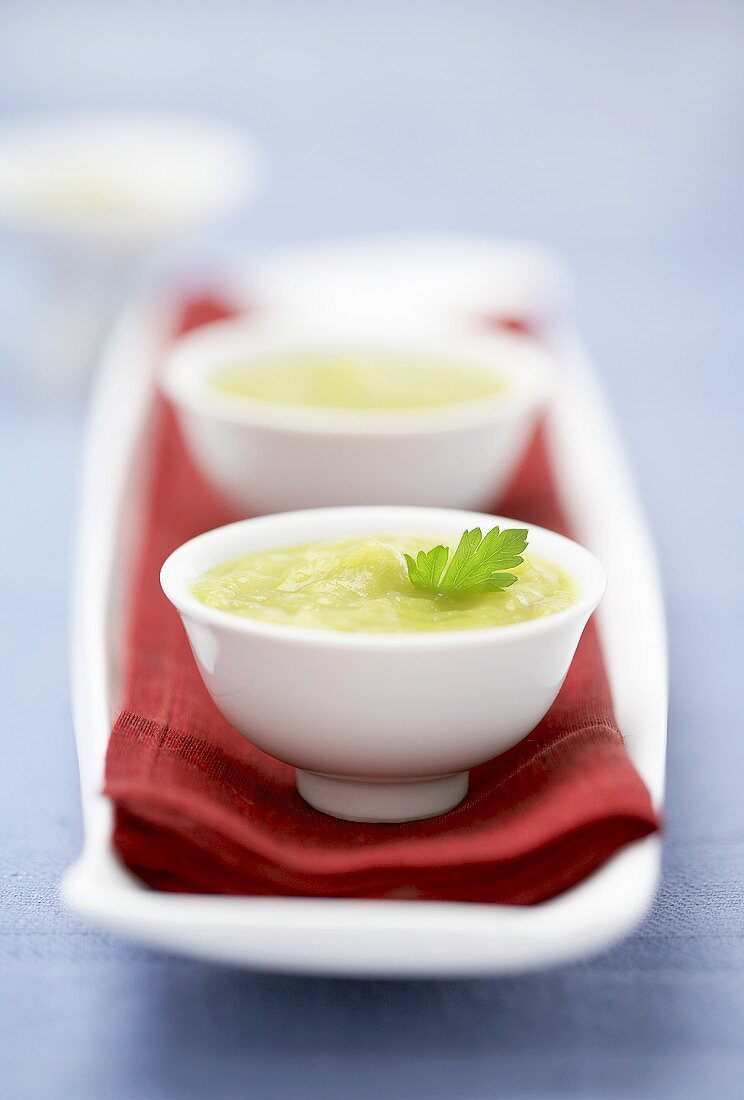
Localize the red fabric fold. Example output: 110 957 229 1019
104 296 659 904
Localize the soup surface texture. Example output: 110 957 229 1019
191 534 576 633
210 352 506 411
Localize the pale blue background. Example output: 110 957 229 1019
1 2 743 1097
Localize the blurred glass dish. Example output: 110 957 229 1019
0 113 264 393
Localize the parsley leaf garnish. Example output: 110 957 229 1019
404 527 528 595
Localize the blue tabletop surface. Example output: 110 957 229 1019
1 2 743 1097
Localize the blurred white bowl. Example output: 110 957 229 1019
161 506 605 822
0 113 264 390
162 317 555 513
0 113 263 239
247 236 570 332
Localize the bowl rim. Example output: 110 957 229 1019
160 506 607 650
160 318 556 437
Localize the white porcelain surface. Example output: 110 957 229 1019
160 506 605 822
162 320 555 513
62 242 666 976
296 770 469 823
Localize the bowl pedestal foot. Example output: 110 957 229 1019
295 769 469 823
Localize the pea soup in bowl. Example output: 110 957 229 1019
161 506 606 823
162 319 555 514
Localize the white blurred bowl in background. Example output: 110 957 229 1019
0 112 264 392
162 315 556 513
246 236 570 333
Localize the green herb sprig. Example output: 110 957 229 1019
404 526 528 596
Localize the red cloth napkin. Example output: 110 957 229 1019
104 296 659 904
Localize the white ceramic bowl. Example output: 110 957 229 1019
0 113 263 241
249 236 570 331
162 319 555 514
0 113 264 391
161 506 606 823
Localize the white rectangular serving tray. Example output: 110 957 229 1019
62 241 667 977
